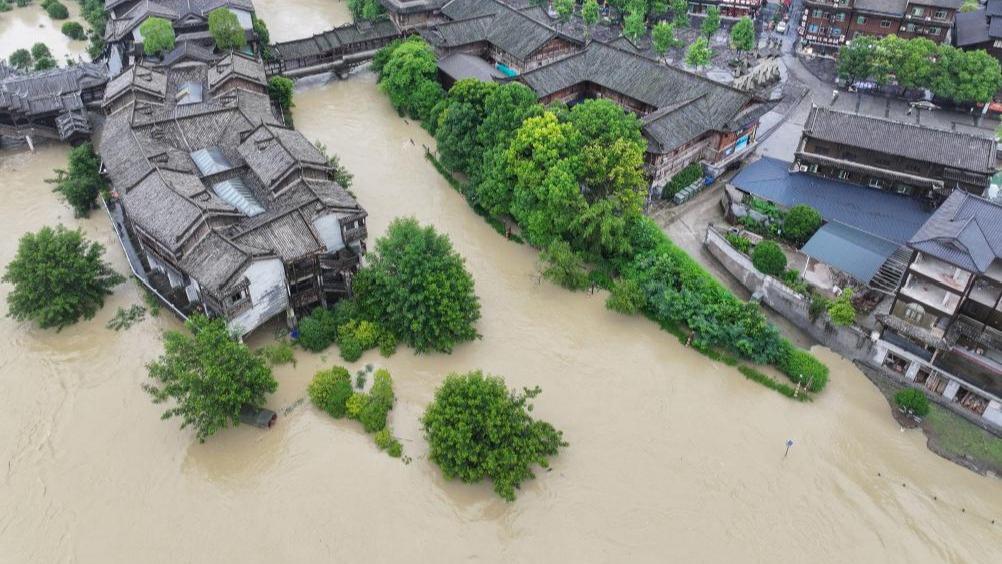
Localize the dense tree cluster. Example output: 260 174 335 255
139 17 175 57
49 142 106 217
838 35 1002 104
347 0 385 22
3 226 124 330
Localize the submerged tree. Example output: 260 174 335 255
145 315 278 442
3 225 125 330
50 142 106 217
422 370 566 501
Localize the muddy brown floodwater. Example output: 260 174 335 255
253 0 352 42
0 4 89 62
1 72 1001 562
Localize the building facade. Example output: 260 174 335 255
798 0 960 56
875 191 1002 429
953 0 1002 64
794 106 996 205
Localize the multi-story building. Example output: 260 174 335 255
688 0 766 20
794 106 997 204
97 52 368 336
519 42 764 197
954 0 1002 63
798 0 960 56
875 190 1002 429
379 0 449 31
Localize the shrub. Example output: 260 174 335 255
378 330 397 357
827 288 857 327
298 308 338 352
777 345 829 392
8 48 32 71
346 391 368 419
725 232 751 254
606 278 644 315
308 366 353 418
256 339 295 366
33 56 56 71
31 42 52 61
662 162 703 199
337 319 381 362
423 371 566 501
374 427 393 449
809 294 829 322
61 21 86 40
359 369 394 432
386 438 403 458
45 0 67 19
540 240 589 291
0 1 11 12
751 240 787 276
208 7 246 50
895 388 931 417
267 76 294 111
783 205 822 246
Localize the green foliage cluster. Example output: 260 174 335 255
256 339 296 366
724 232 751 254
252 15 271 59
347 0 385 21
140 17 175 56
827 288 857 327
79 0 107 60
308 366 353 418
106 304 146 331
652 21 679 59
7 48 32 71
738 366 810 402
540 240 590 291
783 204 822 246
730 16 754 52
776 345 829 392
662 162 703 199
337 318 382 362
208 8 246 51
61 21 85 40
701 6 720 38
837 35 1002 103
354 217 481 353
3 225 124 330
145 315 277 442
267 76 295 111
895 388 931 417
685 36 712 68
751 240 787 276
43 0 68 19
49 142 106 217
422 371 566 501
298 307 338 352
606 278 644 314
0 1 10 13
16 42 57 71
314 141 354 189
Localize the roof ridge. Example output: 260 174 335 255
815 105 995 142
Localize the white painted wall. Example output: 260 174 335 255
228 258 288 336
312 214 345 253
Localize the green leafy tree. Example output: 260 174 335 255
33 56 56 71
208 8 246 51
435 79 497 175
652 21 679 61
378 37 438 118
354 217 481 353
606 278 645 314
879 35 935 91
3 225 124 330
894 388 930 417
50 142 106 217
267 75 294 110
671 0 689 28
554 0 574 23
826 288 856 326
782 204 822 246
624 9 646 41
61 21 86 40
31 42 52 61
701 6 720 38
297 307 338 351
45 0 68 19
751 240 786 276
540 240 590 290
308 366 353 418
8 48 32 71
730 16 754 53
140 17 175 56
252 15 271 59
144 315 277 442
411 78 446 128
582 0 601 36
837 35 882 86
929 46 1002 104
347 0 385 21
422 371 566 501
685 36 712 68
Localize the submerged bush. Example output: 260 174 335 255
298 307 338 352
606 278 644 315
308 366 353 418
338 319 381 362
895 388 930 417
777 346 829 392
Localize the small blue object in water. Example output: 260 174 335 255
495 63 518 78
291 327 300 340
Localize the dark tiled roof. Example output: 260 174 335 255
804 106 996 173
731 157 933 244
0 63 107 117
270 20 400 60
437 0 581 60
519 42 754 152
954 10 993 46
989 0 1002 16
853 0 908 15
437 53 506 82
208 52 267 91
106 0 256 41
909 190 1002 273
378 0 448 14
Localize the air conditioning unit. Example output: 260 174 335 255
799 164 809 172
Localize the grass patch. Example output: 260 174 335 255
738 365 812 402
925 406 1002 469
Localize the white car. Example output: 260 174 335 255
776 21 788 34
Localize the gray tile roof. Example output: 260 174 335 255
0 63 107 118
909 190 1002 273
106 0 256 41
378 0 448 14
804 106 996 173
208 52 267 90
437 52 506 82
954 10 993 47
731 157 933 244
102 64 168 106
853 0 908 15
519 42 755 152
436 0 581 61
270 20 400 60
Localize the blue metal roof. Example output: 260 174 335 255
212 177 264 217
801 221 899 284
731 157 933 244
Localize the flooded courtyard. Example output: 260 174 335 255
0 71 999 562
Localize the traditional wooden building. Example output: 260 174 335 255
794 106 996 204
688 0 765 20
0 62 107 143
954 0 1002 64
518 42 764 198
378 0 450 31
97 53 367 336
875 190 1002 429
799 0 960 56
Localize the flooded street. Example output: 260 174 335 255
0 4 88 63
253 0 351 41
1 71 1001 562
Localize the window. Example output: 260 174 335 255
229 289 247 305
929 27 940 35
813 9 823 17
869 178 883 188
809 23 819 33
904 302 926 324
934 9 947 19
911 7 924 16
906 23 916 32
838 170 850 179
831 27 842 37
896 184 912 195
836 13 846 22
880 19 891 28
856 15 866 24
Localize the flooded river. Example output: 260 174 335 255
0 4 88 63
254 0 352 42
1 71 1001 562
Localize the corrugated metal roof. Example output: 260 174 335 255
190 147 232 176
212 177 265 217
801 221 899 284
